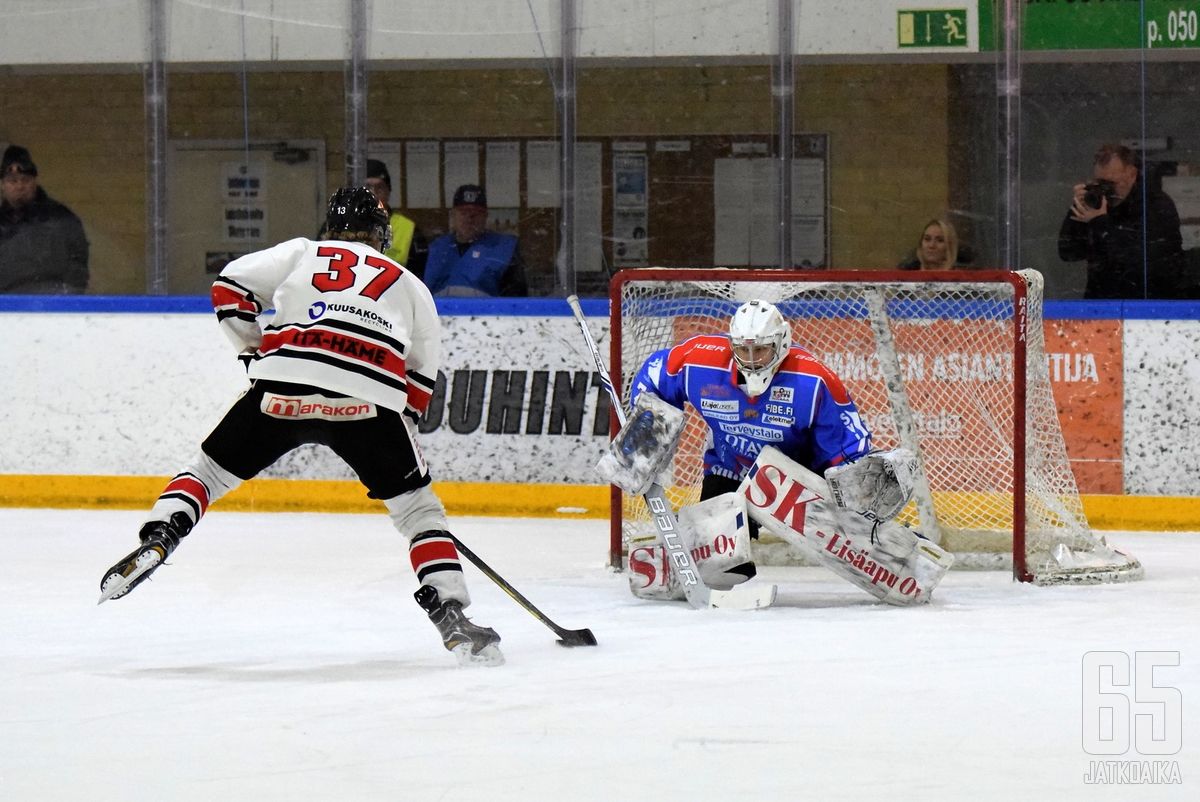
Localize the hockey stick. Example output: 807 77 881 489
450 535 598 647
566 294 776 611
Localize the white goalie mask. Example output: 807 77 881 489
728 300 791 397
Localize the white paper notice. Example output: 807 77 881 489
485 141 521 208
613 209 648 267
748 159 780 266
405 141 441 208
443 141 479 204
222 162 265 202
792 216 826 267
613 154 647 209
713 158 751 266
574 142 604 273
792 158 825 217
527 141 560 208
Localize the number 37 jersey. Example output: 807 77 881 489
210 237 439 419
629 334 872 481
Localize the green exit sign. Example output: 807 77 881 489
898 8 969 48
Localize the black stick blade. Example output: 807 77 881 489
556 628 598 647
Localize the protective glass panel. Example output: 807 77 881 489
1018 2 1200 300
0 1 145 294
3 2 1195 299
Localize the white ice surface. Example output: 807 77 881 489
1 509 1197 801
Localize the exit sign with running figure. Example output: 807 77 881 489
898 8 969 48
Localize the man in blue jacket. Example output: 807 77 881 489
424 184 527 297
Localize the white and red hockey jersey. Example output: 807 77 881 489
211 237 439 419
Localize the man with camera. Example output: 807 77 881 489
1058 143 1185 299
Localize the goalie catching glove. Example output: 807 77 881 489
823 447 917 522
595 393 686 495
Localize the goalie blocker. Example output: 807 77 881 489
595 393 686 496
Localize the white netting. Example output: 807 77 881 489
611 269 1142 585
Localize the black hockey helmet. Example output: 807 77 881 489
324 186 393 252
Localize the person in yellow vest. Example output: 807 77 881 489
365 159 429 279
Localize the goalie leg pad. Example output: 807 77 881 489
677 492 755 590
627 492 756 601
596 393 686 495
627 537 684 601
741 447 954 605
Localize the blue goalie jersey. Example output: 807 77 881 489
629 334 872 481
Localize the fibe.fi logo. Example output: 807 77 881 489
1082 651 1183 785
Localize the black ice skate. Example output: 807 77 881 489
414 585 504 667
98 512 192 604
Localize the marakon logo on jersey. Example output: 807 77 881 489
769 386 794 403
261 393 378 421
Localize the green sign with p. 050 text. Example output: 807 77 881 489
979 0 1200 51
899 9 970 47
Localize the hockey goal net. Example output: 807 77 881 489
609 268 1142 585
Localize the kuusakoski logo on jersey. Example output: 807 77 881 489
308 300 393 332
769 386 794 403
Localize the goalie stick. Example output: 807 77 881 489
567 294 777 611
451 535 597 647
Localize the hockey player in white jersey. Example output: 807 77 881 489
99 186 503 666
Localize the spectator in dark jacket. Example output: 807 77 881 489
0 145 89 294
1058 143 1184 299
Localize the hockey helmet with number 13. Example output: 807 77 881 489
729 299 791 396
325 186 393 253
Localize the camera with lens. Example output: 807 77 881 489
1082 179 1117 210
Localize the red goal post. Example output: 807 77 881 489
607 268 1142 585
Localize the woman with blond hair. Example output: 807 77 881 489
899 218 961 270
